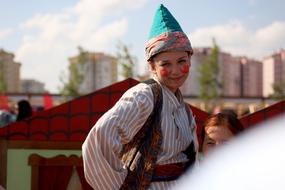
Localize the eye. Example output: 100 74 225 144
207 142 215 146
204 138 216 146
159 62 169 67
178 59 187 64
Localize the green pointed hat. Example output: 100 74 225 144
146 4 192 60
148 4 183 40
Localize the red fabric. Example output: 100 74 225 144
240 100 285 128
71 97 90 114
0 95 8 110
43 94 53 110
91 94 109 112
38 165 73 190
189 104 209 146
76 166 93 190
153 162 186 178
8 122 29 140
0 79 138 141
1 78 284 142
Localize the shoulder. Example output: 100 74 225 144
122 82 154 103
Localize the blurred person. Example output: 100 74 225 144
82 4 198 190
174 113 285 190
16 99 33 121
201 112 244 155
0 104 17 127
0 109 15 127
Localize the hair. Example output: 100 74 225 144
148 50 193 63
16 100 33 121
201 112 244 142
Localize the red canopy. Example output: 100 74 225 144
43 94 54 110
0 95 9 111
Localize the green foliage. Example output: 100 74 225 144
269 81 285 100
116 42 136 79
77 46 88 65
269 68 285 100
198 59 218 100
197 39 222 110
59 46 86 100
0 78 6 94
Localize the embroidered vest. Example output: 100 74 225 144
119 79 163 190
119 79 197 189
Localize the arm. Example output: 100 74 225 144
82 84 154 189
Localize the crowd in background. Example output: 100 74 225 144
0 99 33 127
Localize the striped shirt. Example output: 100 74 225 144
82 80 198 190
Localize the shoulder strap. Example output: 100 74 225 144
142 78 158 85
119 79 163 190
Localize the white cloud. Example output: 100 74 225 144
83 18 128 51
0 28 13 40
15 0 147 93
248 0 257 6
253 21 285 52
189 20 285 59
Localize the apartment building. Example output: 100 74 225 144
263 49 285 97
0 49 21 93
240 57 263 97
21 79 46 93
180 48 212 96
181 47 242 97
69 52 118 94
219 52 241 97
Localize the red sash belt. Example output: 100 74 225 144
151 162 188 182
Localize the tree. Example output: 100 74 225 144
59 46 87 100
269 68 285 100
116 42 136 79
197 39 222 111
270 81 285 100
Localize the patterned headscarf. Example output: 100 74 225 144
145 4 193 60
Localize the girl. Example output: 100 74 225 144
82 4 198 190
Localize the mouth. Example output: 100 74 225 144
170 76 184 81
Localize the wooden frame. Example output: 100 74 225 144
0 140 82 189
28 154 83 190
0 140 7 188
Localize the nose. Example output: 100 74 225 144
171 64 181 75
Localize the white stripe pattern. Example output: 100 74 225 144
82 81 198 190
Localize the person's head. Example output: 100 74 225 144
148 51 191 93
145 4 193 93
202 112 244 155
16 99 32 121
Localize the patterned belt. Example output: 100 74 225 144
151 162 188 182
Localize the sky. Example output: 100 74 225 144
0 0 285 93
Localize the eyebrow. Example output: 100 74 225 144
178 56 188 60
160 60 170 64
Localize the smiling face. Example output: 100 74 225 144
149 51 191 93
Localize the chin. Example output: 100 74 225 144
173 82 184 89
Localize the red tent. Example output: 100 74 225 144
0 95 8 111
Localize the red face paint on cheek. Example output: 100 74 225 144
181 64 189 73
160 68 169 77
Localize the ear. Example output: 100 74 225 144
148 60 157 74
